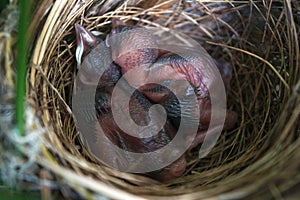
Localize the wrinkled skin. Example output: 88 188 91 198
105 20 237 130
74 19 237 182
92 78 186 182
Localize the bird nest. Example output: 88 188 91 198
1 0 300 199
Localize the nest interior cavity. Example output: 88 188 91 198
1 0 299 199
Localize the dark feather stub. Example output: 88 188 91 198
94 79 176 153
97 63 122 87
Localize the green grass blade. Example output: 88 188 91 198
16 0 33 136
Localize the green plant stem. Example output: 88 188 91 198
16 0 32 136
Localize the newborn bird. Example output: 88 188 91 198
92 80 187 182
74 19 237 182
105 19 237 132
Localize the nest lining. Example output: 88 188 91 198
1 0 300 199
29 0 300 197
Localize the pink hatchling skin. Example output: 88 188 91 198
75 19 237 182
